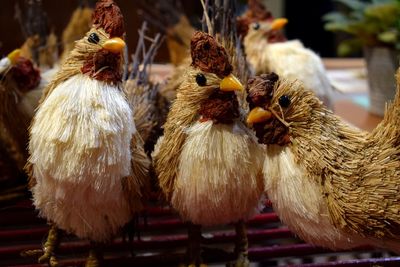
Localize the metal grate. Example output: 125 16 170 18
0 197 398 267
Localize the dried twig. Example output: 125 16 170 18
125 22 165 147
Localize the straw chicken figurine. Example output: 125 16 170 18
246 72 400 253
238 0 333 107
153 31 264 266
26 0 149 265
0 49 49 170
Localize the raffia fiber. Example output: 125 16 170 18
123 22 164 152
161 0 251 107
29 74 136 242
27 6 150 241
38 28 110 104
124 132 151 213
244 25 333 107
240 0 331 106
0 56 49 170
250 70 400 252
246 0 273 21
154 5 261 263
154 6 262 222
153 65 264 225
0 80 31 170
153 67 217 200
170 120 264 225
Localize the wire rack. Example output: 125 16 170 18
0 195 399 267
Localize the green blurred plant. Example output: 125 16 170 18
323 0 400 56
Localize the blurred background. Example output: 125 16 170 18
0 0 338 61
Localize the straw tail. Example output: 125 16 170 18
370 68 400 145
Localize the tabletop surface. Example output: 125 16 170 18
324 58 384 131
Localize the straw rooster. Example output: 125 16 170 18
153 31 264 266
238 0 333 107
246 72 400 253
0 49 50 170
27 0 149 265
0 50 42 188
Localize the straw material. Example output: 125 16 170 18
29 74 136 242
240 0 332 107
244 31 333 107
0 82 30 170
27 1 149 242
170 120 264 225
0 57 42 170
153 33 264 225
248 71 400 252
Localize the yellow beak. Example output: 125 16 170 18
7 49 21 65
247 107 273 125
271 18 288 31
102 37 126 54
219 74 244 92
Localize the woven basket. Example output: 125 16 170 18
364 47 399 116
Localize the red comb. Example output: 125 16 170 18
92 0 125 37
190 31 232 78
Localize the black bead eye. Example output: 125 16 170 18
88 33 100 44
278 95 291 108
195 73 207 86
253 22 260 30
